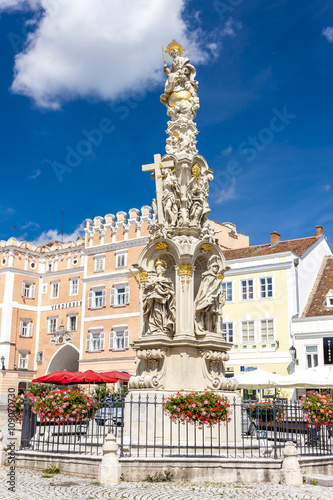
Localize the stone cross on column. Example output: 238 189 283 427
142 154 174 225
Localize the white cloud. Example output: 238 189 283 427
29 168 41 180
221 18 242 37
323 27 333 43
221 145 233 157
216 177 237 204
323 184 331 192
0 206 16 220
31 221 85 245
1 0 223 109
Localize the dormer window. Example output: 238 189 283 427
325 290 333 307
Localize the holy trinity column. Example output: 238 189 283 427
129 40 238 393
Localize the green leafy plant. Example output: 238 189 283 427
6 392 35 423
163 391 231 428
41 473 53 478
42 466 60 474
33 388 96 424
27 382 57 397
310 479 318 485
301 392 333 427
144 469 173 482
244 400 283 427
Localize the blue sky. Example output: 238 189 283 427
0 0 332 247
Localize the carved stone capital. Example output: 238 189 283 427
128 374 162 390
136 348 167 360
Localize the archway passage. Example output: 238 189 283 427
47 344 79 374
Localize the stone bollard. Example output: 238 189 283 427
98 432 121 485
280 441 303 487
0 430 6 465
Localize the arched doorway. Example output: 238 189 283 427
47 344 79 374
17 380 29 394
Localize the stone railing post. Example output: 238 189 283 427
98 432 121 484
0 430 5 465
280 441 302 487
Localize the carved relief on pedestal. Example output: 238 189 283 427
142 259 175 335
129 348 167 390
194 255 226 336
200 350 238 391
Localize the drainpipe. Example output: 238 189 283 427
294 258 300 316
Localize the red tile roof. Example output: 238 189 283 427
223 236 318 261
302 256 333 317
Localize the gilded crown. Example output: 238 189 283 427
155 258 167 269
165 39 186 56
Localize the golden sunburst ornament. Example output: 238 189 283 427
165 39 186 56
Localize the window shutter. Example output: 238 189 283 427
124 329 129 349
88 291 93 309
86 333 91 351
102 289 107 307
112 331 117 350
28 322 33 337
19 321 23 336
21 283 25 297
100 332 105 351
109 331 113 350
125 286 130 305
31 284 36 298
110 288 116 306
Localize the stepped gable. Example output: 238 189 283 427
302 255 333 317
223 236 318 261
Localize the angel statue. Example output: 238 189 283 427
194 255 225 335
160 40 198 106
162 166 181 226
142 259 175 335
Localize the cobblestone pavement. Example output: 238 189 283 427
1 466 333 500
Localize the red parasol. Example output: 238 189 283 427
101 371 132 381
64 370 118 384
32 370 81 384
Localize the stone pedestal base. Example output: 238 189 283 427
123 390 242 454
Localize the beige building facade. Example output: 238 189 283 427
0 207 249 402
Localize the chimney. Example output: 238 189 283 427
271 230 281 245
315 225 323 237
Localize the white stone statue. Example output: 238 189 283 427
195 255 225 335
187 171 211 227
161 167 181 226
142 259 175 335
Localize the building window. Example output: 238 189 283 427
68 315 77 332
260 277 273 298
42 284 47 294
325 290 333 307
306 345 319 369
88 289 107 309
18 353 29 370
36 351 44 363
19 320 33 338
222 282 233 302
95 256 105 272
51 282 59 299
241 320 255 343
110 285 130 307
21 282 35 299
260 319 275 342
241 280 254 300
30 261 36 270
1 257 7 266
48 317 57 334
70 278 79 296
223 322 234 343
116 252 127 269
110 328 129 351
47 262 52 272
86 331 105 352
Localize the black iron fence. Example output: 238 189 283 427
20 394 333 459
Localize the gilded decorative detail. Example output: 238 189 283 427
177 264 193 276
139 271 149 282
165 39 186 56
191 163 201 182
217 272 224 282
155 242 169 250
201 243 213 252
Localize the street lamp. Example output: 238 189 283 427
1 356 5 370
289 346 297 361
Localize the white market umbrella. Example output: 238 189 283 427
277 367 333 388
233 369 285 389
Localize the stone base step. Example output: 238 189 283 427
303 474 333 487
